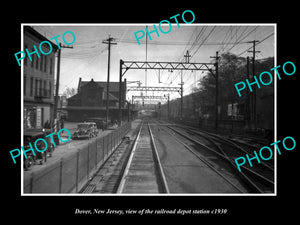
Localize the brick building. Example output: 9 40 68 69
23 26 58 129
66 78 127 122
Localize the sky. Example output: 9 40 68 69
30 24 275 103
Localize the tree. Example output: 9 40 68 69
63 87 77 98
192 52 274 120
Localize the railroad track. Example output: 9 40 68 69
81 118 273 194
185 126 274 170
160 121 274 193
153 121 246 193
116 121 169 194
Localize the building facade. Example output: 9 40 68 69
23 26 58 129
66 78 127 122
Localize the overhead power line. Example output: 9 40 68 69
237 32 274 56
116 38 252 46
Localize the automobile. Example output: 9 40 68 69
72 122 98 139
23 129 54 170
85 117 110 130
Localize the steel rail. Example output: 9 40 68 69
167 126 266 193
148 123 170 193
160 120 274 191
183 128 274 172
175 124 274 172
116 121 143 193
158 123 245 193
190 129 274 186
116 120 169 194
188 127 274 172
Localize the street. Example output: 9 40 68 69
23 121 117 174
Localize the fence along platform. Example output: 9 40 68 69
23 122 131 194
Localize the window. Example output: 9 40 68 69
40 55 43 71
31 49 35 68
44 56 47 72
49 82 52 98
24 76 26 96
39 80 42 96
30 77 33 96
50 58 53 74
44 80 47 97
24 45 28 66
35 79 38 96
36 54 39 69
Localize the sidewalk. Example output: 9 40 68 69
23 121 138 193
23 121 118 174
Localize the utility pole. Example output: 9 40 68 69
210 51 220 131
118 60 123 126
179 70 184 120
53 47 61 127
145 26 148 97
167 94 170 120
103 36 117 129
178 50 191 120
246 56 250 127
53 43 73 132
127 100 130 122
248 40 260 129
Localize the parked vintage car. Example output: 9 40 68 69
85 117 110 130
72 122 98 139
23 129 54 170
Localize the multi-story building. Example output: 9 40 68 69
23 26 58 129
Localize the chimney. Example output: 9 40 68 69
77 77 82 93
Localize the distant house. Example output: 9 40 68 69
66 78 127 121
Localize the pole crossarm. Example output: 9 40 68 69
132 95 168 100
121 60 215 76
128 86 181 93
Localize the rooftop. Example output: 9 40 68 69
24 26 59 50
78 78 126 93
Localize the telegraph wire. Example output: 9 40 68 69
180 26 216 88
219 26 233 52
115 38 252 46
61 53 100 88
236 32 274 57
164 26 209 87
223 26 259 53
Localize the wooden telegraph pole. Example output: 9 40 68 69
54 43 73 132
248 40 260 129
210 51 220 131
103 36 117 129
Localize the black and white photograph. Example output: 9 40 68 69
21 24 276 195
4 4 299 221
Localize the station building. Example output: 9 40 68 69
66 78 127 122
